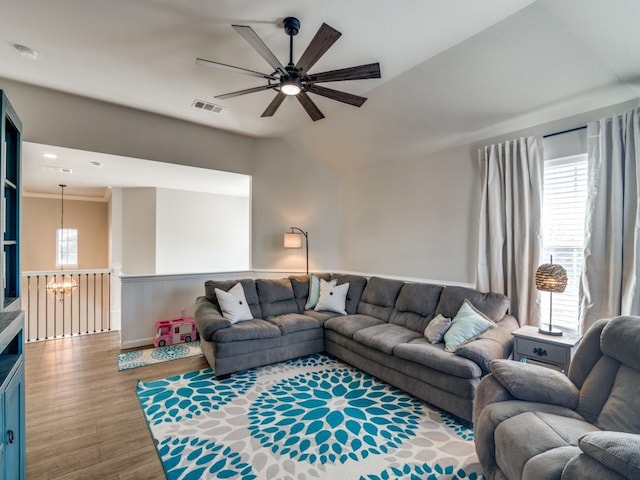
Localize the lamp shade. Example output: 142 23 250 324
284 232 303 248
535 263 567 293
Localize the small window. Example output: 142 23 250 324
541 154 588 331
56 228 78 267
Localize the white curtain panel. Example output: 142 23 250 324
580 107 640 332
477 136 543 325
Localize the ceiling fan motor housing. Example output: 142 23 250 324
283 17 300 36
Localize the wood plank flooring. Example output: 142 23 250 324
25 331 208 479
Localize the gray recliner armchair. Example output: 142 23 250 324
474 315 640 480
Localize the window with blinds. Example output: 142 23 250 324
541 154 588 331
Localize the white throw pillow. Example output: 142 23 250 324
305 275 337 310
315 279 349 315
215 282 253 323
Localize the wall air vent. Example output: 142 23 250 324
192 99 225 113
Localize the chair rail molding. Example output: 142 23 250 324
119 269 474 349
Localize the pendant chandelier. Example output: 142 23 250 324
46 184 77 298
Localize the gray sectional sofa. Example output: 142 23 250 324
194 273 519 422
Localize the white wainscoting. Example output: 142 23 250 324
119 269 474 349
119 270 303 348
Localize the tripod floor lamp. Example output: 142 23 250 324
284 227 309 274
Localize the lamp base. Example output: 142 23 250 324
539 325 563 336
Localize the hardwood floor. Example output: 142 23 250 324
25 331 208 479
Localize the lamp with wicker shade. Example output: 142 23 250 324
536 255 567 336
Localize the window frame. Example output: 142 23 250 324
56 227 78 267
540 153 588 332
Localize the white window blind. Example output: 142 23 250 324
541 154 588 331
56 228 78 267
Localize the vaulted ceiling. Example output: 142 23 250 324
1 0 639 173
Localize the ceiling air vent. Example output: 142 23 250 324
192 99 224 113
39 165 72 174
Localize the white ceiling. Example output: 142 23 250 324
1 0 640 175
22 142 251 199
1 0 534 138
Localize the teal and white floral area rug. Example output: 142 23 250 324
136 354 483 480
118 341 202 371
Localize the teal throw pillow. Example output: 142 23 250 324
305 275 336 310
444 299 496 352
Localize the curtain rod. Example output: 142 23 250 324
543 125 586 139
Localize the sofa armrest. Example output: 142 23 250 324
473 373 515 426
490 359 580 410
454 315 519 373
575 431 640 480
194 296 231 341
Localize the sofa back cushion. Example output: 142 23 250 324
435 286 509 322
204 279 262 319
289 274 331 312
577 316 640 433
256 278 299 317
331 274 367 314
356 277 404 321
389 282 444 333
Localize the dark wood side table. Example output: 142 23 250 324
512 326 582 374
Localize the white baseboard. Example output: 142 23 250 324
120 337 154 349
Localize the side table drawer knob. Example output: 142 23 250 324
533 347 548 357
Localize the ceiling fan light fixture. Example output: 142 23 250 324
280 78 302 96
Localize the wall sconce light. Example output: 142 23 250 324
284 227 308 274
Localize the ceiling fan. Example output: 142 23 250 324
196 17 381 121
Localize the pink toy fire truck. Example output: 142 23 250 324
154 317 197 347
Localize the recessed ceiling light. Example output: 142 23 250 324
14 44 38 61
90 161 103 168
42 153 58 159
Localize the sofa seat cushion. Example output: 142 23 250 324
212 319 281 343
266 313 321 335
495 411 600 480
324 314 385 338
522 445 582 480
394 338 483 379
303 310 341 324
353 324 423 355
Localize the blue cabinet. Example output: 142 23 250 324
0 311 24 480
0 91 25 479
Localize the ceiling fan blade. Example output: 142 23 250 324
306 62 381 83
196 58 277 80
306 85 367 107
232 24 286 75
261 92 286 117
296 92 325 121
295 23 342 75
215 84 276 100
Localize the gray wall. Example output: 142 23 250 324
339 99 639 285
340 144 479 284
0 78 341 272
3 78 637 285
251 138 341 272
